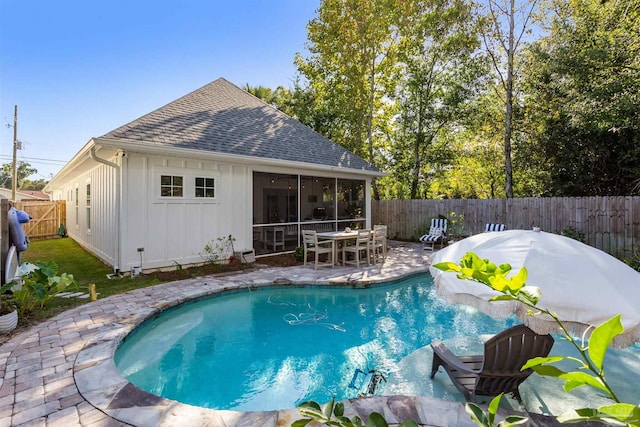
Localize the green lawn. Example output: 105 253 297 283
19 238 165 325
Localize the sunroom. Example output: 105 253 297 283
252 172 368 255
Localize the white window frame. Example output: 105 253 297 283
86 181 91 233
75 186 79 227
195 176 215 198
152 166 220 203
160 174 184 198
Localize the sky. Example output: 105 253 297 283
0 0 319 181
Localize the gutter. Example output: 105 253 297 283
89 147 122 277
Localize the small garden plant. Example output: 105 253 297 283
200 234 236 266
7 260 79 316
448 211 466 240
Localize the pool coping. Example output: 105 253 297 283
0 242 541 426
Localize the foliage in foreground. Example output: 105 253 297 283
9 261 79 315
434 252 640 426
466 394 527 427
294 398 418 427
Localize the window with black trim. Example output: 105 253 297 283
161 175 183 197
195 177 215 198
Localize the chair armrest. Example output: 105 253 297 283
316 239 335 249
431 341 480 375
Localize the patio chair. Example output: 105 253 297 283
301 230 335 269
419 218 447 251
484 223 505 232
430 324 554 404
343 229 371 267
371 226 387 264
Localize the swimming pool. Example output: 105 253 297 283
115 274 517 412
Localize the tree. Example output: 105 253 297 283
20 179 48 191
0 161 37 190
479 0 540 198
523 0 640 195
295 0 398 199
391 0 485 199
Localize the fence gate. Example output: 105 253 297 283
14 200 66 239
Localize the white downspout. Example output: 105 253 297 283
89 147 121 275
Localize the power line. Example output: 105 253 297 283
0 154 67 165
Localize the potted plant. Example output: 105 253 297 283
0 281 18 334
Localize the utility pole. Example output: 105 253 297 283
11 105 18 201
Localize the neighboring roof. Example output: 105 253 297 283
0 188 50 201
100 78 380 173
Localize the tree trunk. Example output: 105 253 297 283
504 0 516 199
367 51 380 200
410 132 423 199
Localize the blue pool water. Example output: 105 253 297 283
115 274 517 411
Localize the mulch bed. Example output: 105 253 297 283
150 252 303 282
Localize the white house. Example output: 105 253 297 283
45 78 382 274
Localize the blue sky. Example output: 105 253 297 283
0 0 319 180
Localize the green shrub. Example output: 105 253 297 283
10 260 79 315
562 226 586 243
293 246 305 261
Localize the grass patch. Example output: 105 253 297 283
23 238 164 299
16 238 164 329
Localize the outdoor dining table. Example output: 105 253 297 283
316 230 361 266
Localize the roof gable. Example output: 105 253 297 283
101 78 378 173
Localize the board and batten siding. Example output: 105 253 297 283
120 154 251 272
51 162 117 267
372 197 640 256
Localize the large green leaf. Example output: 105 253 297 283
522 355 565 370
588 314 624 372
323 398 335 419
291 419 312 427
34 260 58 277
559 371 609 394
432 261 461 272
596 403 640 424
529 364 567 377
297 401 326 420
465 402 489 427
498 416 529 426
518 286 541 305
365 412 389 427
557 403 640 425
487 394 503 426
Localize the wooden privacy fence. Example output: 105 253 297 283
372 197 640 257
14 200 66 239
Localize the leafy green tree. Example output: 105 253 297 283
20 179 48 191
390 0 486 199
295 0 398 199
0 161 38 190
243 83 294 114
479 0 540 198
523 0 640 195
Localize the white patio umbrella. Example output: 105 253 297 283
429 229 640 347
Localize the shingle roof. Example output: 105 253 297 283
101 78 379 173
